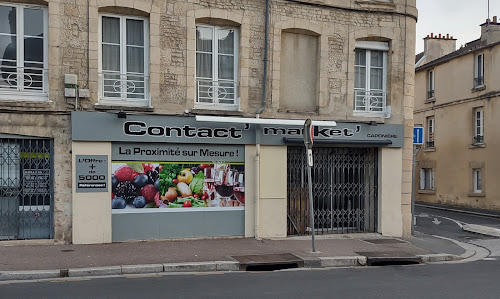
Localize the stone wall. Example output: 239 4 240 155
0 0 417 241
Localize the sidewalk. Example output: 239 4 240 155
0 232 470 281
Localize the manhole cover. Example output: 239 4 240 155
232 253 304 271
362 239 407 245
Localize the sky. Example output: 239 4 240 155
415 0 500 54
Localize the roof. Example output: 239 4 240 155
415 38 494 72
415 52 424 64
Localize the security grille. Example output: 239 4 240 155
287 147 378 235
0 137 53 240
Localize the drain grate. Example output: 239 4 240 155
357 251 422 266
232 253 304 271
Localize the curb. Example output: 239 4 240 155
462 224 500 237
0 252 465 282
0 261 241 281
415 203 500 220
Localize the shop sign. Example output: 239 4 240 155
22 169 50 195
76 155 108 192
72 111 404 147
111 144 245 212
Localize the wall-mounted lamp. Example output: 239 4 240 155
117 111 127 119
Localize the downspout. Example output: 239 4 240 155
256 0 270 115
255 0 270 238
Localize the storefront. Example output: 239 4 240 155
70 111 405 244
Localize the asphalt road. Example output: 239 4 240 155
1 260 500 299
414 205 500 242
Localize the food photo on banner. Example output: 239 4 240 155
111 162 245 210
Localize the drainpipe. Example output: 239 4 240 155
256 0 270 115
254 0 269 238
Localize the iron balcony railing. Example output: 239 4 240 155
354 90 387 114
426 140 435 148
196 79 239 109
473 135 484 144
99 71 149 101
474 76 484 87
0 65 48 93
427 89 435 99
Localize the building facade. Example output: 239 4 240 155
0 0 417 244
414 18 500 210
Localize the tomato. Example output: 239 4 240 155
201 196 207 201
193 194 199 198
142 163 155 173
199 164 210 169
183 200 192 207
172 179 178 184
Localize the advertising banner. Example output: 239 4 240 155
111 144 245 211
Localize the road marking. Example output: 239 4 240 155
432 218 442 225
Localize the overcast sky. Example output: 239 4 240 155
415 0 500 53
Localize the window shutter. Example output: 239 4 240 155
430 169 434 189
420 169 425 190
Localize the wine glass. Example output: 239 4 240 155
233 171 245 205
214 166 235 207
203 166 215 206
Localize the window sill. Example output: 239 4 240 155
425 97 436 103
0 93 49 103
95 103 154 112
352 111 389 119
469 143 486 149
423 147 436 152
471 85 486 92
418 190 436 195
468 192 485 197
0 98 53 109
191 108 244 116
193 104 241 113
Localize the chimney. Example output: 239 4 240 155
481 16 500 44
422 33 457 64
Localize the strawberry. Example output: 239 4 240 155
142 163 155 173
114 165 139 182
141 184 157 202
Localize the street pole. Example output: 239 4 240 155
304 119 316 252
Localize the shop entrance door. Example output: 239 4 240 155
287 147 378 235
0 137 53 240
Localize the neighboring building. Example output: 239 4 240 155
0 0 417 244
414 17 500 210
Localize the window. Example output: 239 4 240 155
474 53 484 87
473 168 482 193
0 141 20 188
420 168 434 190
427 70 435 99
354 42 388 115
473 107 484 144
426 116 435 148
195 25 239 110
99 14 149 106
0 4 48 100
